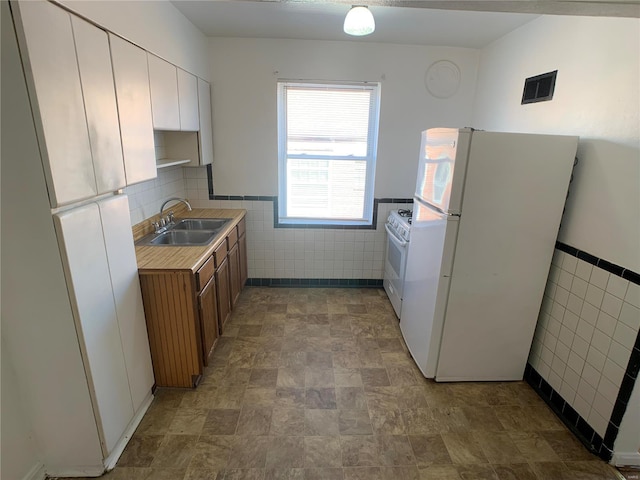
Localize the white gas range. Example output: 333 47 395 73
383 208 413 318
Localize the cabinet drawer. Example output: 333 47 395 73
213 240 228 268
227 226 238 249
196 255 214 291
237 217 246 237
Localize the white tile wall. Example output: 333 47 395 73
127 160 396 280
529 250 640 437
124 165 187 225
124 135 207 226
191 196 395 280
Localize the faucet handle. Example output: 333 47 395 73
152 221 160 232
168 211 175 223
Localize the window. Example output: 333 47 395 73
277 81 380 225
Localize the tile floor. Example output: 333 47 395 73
60 287 627 480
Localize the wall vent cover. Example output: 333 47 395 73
522 70 557 104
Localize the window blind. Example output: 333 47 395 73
278 82 380 224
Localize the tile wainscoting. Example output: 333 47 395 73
128 164 409 280
189 198 401 280
527 243 640 460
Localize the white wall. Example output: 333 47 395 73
1 338 44 480
471 15 640 272
58 0 210 80
614 378 640 466
208 37 479 197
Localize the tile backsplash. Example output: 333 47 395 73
124 132 206 225
191 197 392 280
124 166 186 225
126 164 394 280
528 249 640 439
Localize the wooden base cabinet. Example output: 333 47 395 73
229 243 241 308
238 219 249 290
198 276 219 366
215 257 232 333
139 272 203 388
139 214 248 387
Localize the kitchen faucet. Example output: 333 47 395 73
154 197 193 233
160 197 192 216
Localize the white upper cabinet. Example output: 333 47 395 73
109 34 157 185
148 53 200 132
147 53 180 131
12 0 97 207
70 16 126 195
178 69 199 131
198 78 214 166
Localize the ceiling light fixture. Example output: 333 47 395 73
343 5 375 36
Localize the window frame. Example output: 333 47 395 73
277 80 381 226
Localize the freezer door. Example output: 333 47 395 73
415 128 472 215
400 200 459 378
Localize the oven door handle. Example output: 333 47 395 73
384 223 408 248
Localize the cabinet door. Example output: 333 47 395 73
147 53 180 130
198 276 219 366
71 16 125 195
178 68 199 131
12 0 96 207
197 78 213 165
109 34 156 185
54 203 134 456
239 232 248 288
98 196 154 412
215 257 231 332
229 243 241 308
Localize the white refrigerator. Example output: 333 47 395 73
400 128 578 381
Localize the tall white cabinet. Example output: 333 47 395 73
54 197 154 455
3 0 155 476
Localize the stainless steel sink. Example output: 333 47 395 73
136 217 232 246
171 218 230 231
145 230 218 246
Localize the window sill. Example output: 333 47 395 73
277 218 375 229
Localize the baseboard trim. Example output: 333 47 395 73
43 465 104 478
613 452 640 467
246 278 383 287
103 392 154 471
21 463 45 480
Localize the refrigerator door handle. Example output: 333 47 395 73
415 197 460 217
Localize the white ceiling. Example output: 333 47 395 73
171 0 639 48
